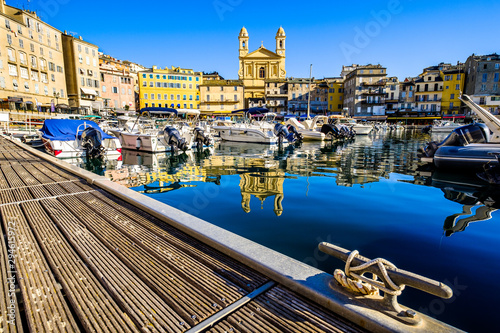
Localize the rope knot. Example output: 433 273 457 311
333 250 405 296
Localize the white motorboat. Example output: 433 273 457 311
111 108 213 153
212 108 300 144
40 119 122 159
430 120 463 134
336 117 373 135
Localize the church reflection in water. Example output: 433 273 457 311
239 171 285 216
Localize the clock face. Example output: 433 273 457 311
278 51 283 54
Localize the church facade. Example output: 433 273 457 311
238 27 286 104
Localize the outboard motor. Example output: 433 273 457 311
286 124 303 142
419 123 489 158
193 127 211 150
320 124 341 140
81 127 104 159
273 123 296 144
334 124 356 139
422 125 432 134
163 126 188 152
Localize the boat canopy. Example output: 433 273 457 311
284 114 297 119
140 107 177 115
40 119 114 141
232 107 270 115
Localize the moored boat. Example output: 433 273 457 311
419 94 500 170
40 119 122 159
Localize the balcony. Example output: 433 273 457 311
203 99 239 104
361 99 385 105
361 82 386 86
362 91 385 96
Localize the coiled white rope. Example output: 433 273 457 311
334 250 405 296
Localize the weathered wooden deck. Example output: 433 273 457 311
0 137 369 332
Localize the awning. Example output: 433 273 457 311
8 97 23 103
56 104 69 109
81 88 97 96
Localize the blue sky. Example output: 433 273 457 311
24 0 500 80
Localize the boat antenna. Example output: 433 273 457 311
307 64 312 120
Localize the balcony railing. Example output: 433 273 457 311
362 91 385 95
203 99 239 103
361 82 386 86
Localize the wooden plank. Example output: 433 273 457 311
0 204 80 332
57 193 228 325
95 190 267 292
21 200 140 333
39 197 189 332
1 219 23 333
208 286 368 333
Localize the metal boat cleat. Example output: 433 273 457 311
318 242 453 326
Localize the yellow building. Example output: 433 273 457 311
325 78 344 113
441 66 465 116
61 33 101 114
0 1 68 112
138 66 202 110
238 27 286 103
199 80 244 115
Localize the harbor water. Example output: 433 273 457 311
75 129 500 332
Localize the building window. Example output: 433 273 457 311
171 94 174 100
129 89 132 95
177 94 180 100
234 94 237 101
151 94 154 100
259 67 265 78
149 82 153 87
183 95 186 100
482 73 488 82
481 84 487 91
144 93 148 99
450 93 455 100
102 85 106 93
456 84 460 90
8 64 18 76
157 93 161 99
494 73 499 82
494 84 498 92
122 88 126 95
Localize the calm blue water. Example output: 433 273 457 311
80 129 500 332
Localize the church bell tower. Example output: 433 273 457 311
275 26 286 57
239 27 249 57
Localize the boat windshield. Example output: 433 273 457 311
440 124 488 146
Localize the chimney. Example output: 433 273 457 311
79 36 83 40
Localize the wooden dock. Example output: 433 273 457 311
0 137 370 332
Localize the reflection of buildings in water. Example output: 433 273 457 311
239 171 285 216
105 151 208 190
441 187 498 237
412 170 500 236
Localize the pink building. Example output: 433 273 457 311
99 57 136 111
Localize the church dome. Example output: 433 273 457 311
239 27 248 37
276 27 285 36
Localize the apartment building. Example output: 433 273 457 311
343 64 387 117
139 66 202 109
0 1 68 112
199 80 244 114
464 53 500 114
61 32 101 114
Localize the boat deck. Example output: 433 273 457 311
0 137 367 332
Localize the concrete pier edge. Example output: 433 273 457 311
6 136 463 333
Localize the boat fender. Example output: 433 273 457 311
136 137 142 149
